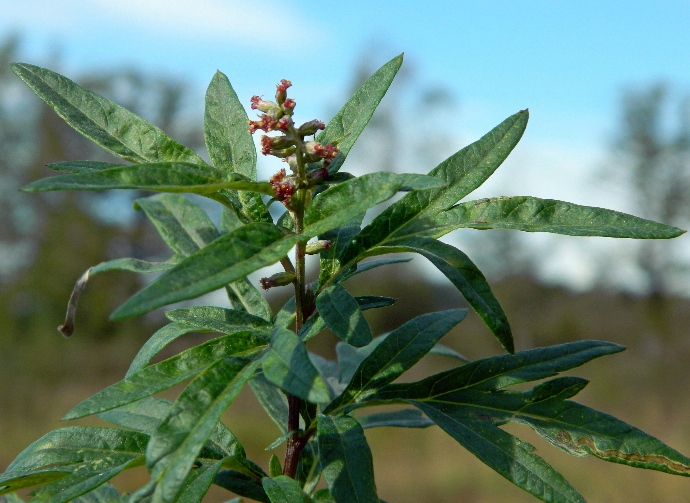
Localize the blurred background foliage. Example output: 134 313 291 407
1 35 689 502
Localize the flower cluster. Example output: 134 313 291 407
248 79 340 205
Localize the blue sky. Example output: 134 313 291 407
2 0 689 290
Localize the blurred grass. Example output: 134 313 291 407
2 272 690 502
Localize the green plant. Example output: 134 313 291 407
1 54 688 503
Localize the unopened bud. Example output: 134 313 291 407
307 167 329 184
276 79 292 105
298 119 325 137
305 240 333 255
251 96 281 116
260 271 296 290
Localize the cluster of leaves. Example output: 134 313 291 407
1 54 689 503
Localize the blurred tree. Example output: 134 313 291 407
606 83 690 297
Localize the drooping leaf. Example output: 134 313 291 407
66 332 268 419
261 328 331 404
171 461 223 503
111 223 295 320
147 359 259 503
340 110 529 264
11 63 206 165
90 257 180 275
317 415 378 503
430 196 685 239
262 476 312 503
357 409 434 430
315 284 372 347
340 257 412 282
317 54 403 162
374 238 513 353
325 309 467 413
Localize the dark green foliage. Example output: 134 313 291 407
2 53 688 503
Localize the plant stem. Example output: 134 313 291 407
283 144 309 478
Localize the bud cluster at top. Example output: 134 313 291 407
248 79 339 206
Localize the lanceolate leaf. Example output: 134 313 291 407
249 375 289 434
317 415 379 503
317 54 403 160
147 359 259 503
319 214 364 287
204 70 256 180
126 322 203 377
370 341 625 402
1 427 147 498
357 409 434 430
303 172 407 239
165 306 273 335
22 162 269 195
204 70 270 224
214 471 269 503
375 238 513 353
340 110 529 264
11 63 206 165
48 160 124 173
325 309 467 413
430 196 686 239
65 332 268 419
111 223 295 320
136 194 272 320
412 402 585 503
262 328 331 404
262 476 312 503
316 284 372 347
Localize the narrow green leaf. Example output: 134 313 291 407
432 196 686 239
316 285 372 347
205 70 270 224
397 173 447 191
413 401 585 503
265 431 298 451
11 63 206 165
262 328 331 403
317 415 378 503
204 70 256 179
7 427 147 473
126 322 203 377
147 359 259 503
317 54 403 160
378 237 513 353
342 257 412 281
214 470 269 503
136 194 272 320
48 161 124 173
318 214 364 287
357 409 434 430
371 341 625 402
98 397 173 434
172 461 223 503
135 194 221 256
248 375 289 433
165 306 273 335
303 173 407 239
66 332 267 419
111 223 295 320
1 427 146 499
72 483 122 503
341 110 529 264
22 162 256 195
269 456 282 479
326 309 467 413
262 476 312 503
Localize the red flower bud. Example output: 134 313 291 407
260 271 296 290
298 119 326 136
